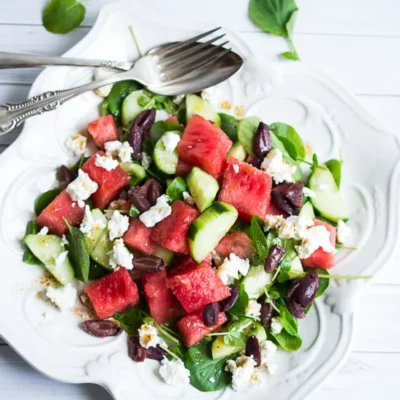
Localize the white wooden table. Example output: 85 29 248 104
1 1 399 398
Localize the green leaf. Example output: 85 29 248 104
166 177 187 201
281 51 299 60
23 221 42 265
42 0 86 34
219 113 239 142
275 298 298 336
270 329 302 352
223 331 245 347
64 219 90 282
325 159 342 189
89 259 109 280
237 116 261 155
184 341 232 392
312 153 319 166
149 121 183 145
250 216 270 260
129 204 141 218
114 307 146 334
107 81 142 118
229 285 250 317
35 188 62 216
100 99 110 116
270 123 305 160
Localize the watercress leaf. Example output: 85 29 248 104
219 113 239 142
35 188 62 216
184 341 232 392
107 81 142 118
270 329 302 352
275 298 298 336
281 51 299 61
42 0 86 34
312 153 319 166
166 177 187 201
229 285 249 318
270 122 305 160
114 307 146 334
250 216 270 260
223 332 244 347
150 121 183 145
23 221 42 265
325 159 342 189
129 204 141 218
64 219 90 282
237 116 261 155
100 99 110 116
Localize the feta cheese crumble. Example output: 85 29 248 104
270 318 283 334
337 220 351 244
161 132 181 153
38 226 49 236
80 205 107 238
104 140 122 157
278 215 314 240
264 215 285 232
302 187 316 198
119 141 134 163
108 239 133 270
65 132 87 156
295 225 335 259
225 356 262 392
139 194 172 228
66 169 98 204
95 153 119 171
104 140 133 163
46 284 77 311
233 164 240 174
260 340 278 374
61 235 69 246
217 253 250 286
182 191 195 205
141 152 152 169
138 323 166 349
108 210 129 240
245 300 261 318
261 149 296 184
55 251 68 267
159 358 190 386
201 85 221 107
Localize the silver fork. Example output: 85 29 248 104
0 28 241 135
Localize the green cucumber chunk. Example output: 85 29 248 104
188 202 238 263
187 167 219 212
287 256 304 280
242 264 272 299
90 228 113 271
299 201 315 218
85 209 108 252
23 221 42 265
186 94 221 126
153 130 181 175
152 245 174 265
309 165 347 222
24 234 74 285
120 162 147 185
121 89 152 127
227 142 247 161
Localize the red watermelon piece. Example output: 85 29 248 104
141 271 183 324
301 219 337 270
218 158 272 222
151 200 200 254
176 159 192 177
165 116 179 123
82 151 129 209
123 218 157 255
177 310 227 347
215 231 254 259
177 115 232 178
87 115 119 149
167 260 230 313
84 268 139 319
36 189 84 235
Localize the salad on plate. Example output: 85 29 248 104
22 78 352 393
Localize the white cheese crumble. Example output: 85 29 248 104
217 253 250 286
225 356 262 392
108 210 129 240
61 235 69 246
46 284 77 311
173 94 185 105
278 215 315 240
141 152 152 169
139 194 172 228
270 318 283 334
159 358 190 386
302 187 316 198
245 300 261 318
261 149 296 184
295 225 335 259
65 132 87 156
337 220 351 244
233 164 240 174
119 141 134 163
182 191 195 205
264 215 285 232
66 169 98 203
104 140 133 163
138 323 166 349
162 132 181 153
104 140 122 157
93 67 116 98
108 239 133 270
38 226 49 236
80 205 107 238
95 153 119 171
201 85 222 107
55 251 68 267
260 340 278 374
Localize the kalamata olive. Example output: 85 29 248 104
271 190 299 215
128 186 151 212
128 336 147 362
285 182 304 207
129 109 156 160
202 302 219 326
286 298 306 319
264 245 286 273
139 179 163 206
82 320 122 338
119 189 128 200
60 165 76 184
146 345 168 361
287 271 319 308
245 335 262 367
254 122 272 159
133 255 166 273
246 154 262 169
221 287 239 312
260 302 274 328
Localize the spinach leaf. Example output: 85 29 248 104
166 177 187 201
325 159 342 189
100 99 110 116
114 307 146 334
64 219 90 282
34 188 62 216
43 0 86 34
237 116 261 155
150 121 183 145
219 113 239 142
89 259 109 280
229 285 250 318
107 81 142 118
129 204 140 218
270 329 302 352
23 221 42 265
275 298 298 336
231 220 251 235
270 122 305 160
250 215 270 260
249 0 300 61
184 341 232 392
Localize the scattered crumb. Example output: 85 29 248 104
72 306 97 321
36 290 56 307
38 272 58 287
234 105 245 118
220 100 231 111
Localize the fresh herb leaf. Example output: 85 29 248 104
270 123 305 160
89 259 109 280
114 307 146 334
129 204 140 218
42 0 86 34
237 116 261 155
64 219 90 282
250 216 270 260
270 329 302 352
219 113 239 142
249 0 300 60
223 331 245 347
35 188 62 216
149 121 183 145
107 81 142 118
275 298 298 336
229 285 250 317
184 341 232 392
166 177 187 201
23 221 42 265
100 99 110 116
325 159 343 189
312 153 319 166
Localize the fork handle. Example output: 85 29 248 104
0 52 133 71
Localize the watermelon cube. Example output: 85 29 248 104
167 260 230 313
82 151 129 209
151 200 200 254
177 115 232 178
177 310 227 347
218 158 272 222
87 115 119 149
215 231 254 260
141 271 183 324
36 189 85 235
84 268 139 319
301 219 337 270
123 218 158 255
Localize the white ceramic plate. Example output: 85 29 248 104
0 2 399 400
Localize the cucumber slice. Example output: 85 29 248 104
152 245 174 265
186 94 221 126
211 319 267 359
85 209 108 252
24 234 74 285
153 130 181 175
287 256 304 280
227 142 247 161
120 162 147 185
299 201 315 219
188 202 238 263
309 166 347 222
91 234 113 270
187 167 219 212
242 265 272 299
121 90 151 127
